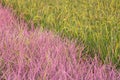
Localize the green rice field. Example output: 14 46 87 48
1 0 120 67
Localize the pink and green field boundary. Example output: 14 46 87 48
0 4 120 80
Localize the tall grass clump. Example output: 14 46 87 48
1 0 120 66
1 5 120 80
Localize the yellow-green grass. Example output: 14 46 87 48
2 0 120 67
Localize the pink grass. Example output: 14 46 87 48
0 5 120 80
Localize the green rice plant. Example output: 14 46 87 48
1 0 120 67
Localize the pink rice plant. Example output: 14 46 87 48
0 5 120 80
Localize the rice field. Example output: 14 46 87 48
1 0 120 66
1 4 120 80
0 0 120 80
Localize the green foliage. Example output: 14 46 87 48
2 0 120 66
